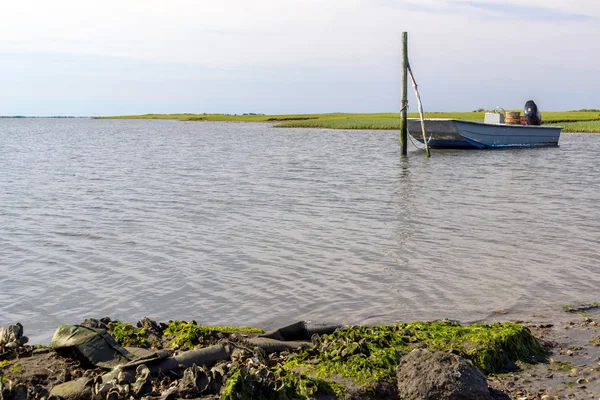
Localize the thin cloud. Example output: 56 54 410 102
456 1 598 22
375 0 598 21
374 0 456 14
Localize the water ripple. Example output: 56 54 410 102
1 118 599 343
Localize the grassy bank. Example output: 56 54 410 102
275 111 600 133
98 111 600 133
552 120 600 133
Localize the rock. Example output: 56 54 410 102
161 387 179 400
32 385 50 400
177 364 211 397
106 388 121 400
0 323 28 352
32 347 51 355
80 318 110 330
11 384 28 400
396 348 493 400
0 379 11 400
137 317 163 335
132 364 153 397
49 377 93 400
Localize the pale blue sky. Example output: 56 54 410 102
1 0 598 116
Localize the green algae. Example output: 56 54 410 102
551 361 574 371
405 321 544 373
8 363 24 375
283 321 544 387
561 302 600 313
164 321 264 350
285 324 407 385
108 321 151 348
220 364 343 400
106 319 265 351
564 381 575 389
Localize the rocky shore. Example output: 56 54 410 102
1 305 599 400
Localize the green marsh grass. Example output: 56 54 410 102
548 120 600 133
277 111 600 133
276 117 402 130
98 111 600 132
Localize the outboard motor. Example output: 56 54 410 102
524 100 542 125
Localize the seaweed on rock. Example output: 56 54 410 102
163 320 265 350
283 321 545 390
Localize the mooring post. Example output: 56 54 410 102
400 32 408 156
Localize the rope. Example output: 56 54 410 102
408 130 426 150
400 103 428 150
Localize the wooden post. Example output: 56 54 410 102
400 32 408 156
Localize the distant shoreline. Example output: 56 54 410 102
0 116 89 119
4 112 600 132
90 110 600 133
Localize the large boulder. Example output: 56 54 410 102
396 349 492 400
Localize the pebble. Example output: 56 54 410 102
577 378 589 384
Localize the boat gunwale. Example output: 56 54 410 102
408 118 563 130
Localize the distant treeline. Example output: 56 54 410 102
0 116 87 118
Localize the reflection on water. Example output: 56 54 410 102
1 119 599 343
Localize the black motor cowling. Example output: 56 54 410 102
524 100 542 125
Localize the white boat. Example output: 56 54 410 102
407 118 562 149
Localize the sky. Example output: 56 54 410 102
1 0 598 116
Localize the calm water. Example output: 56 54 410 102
1 119 599 343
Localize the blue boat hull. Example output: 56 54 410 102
408 119 562 149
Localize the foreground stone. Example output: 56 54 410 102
396 348 492 400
